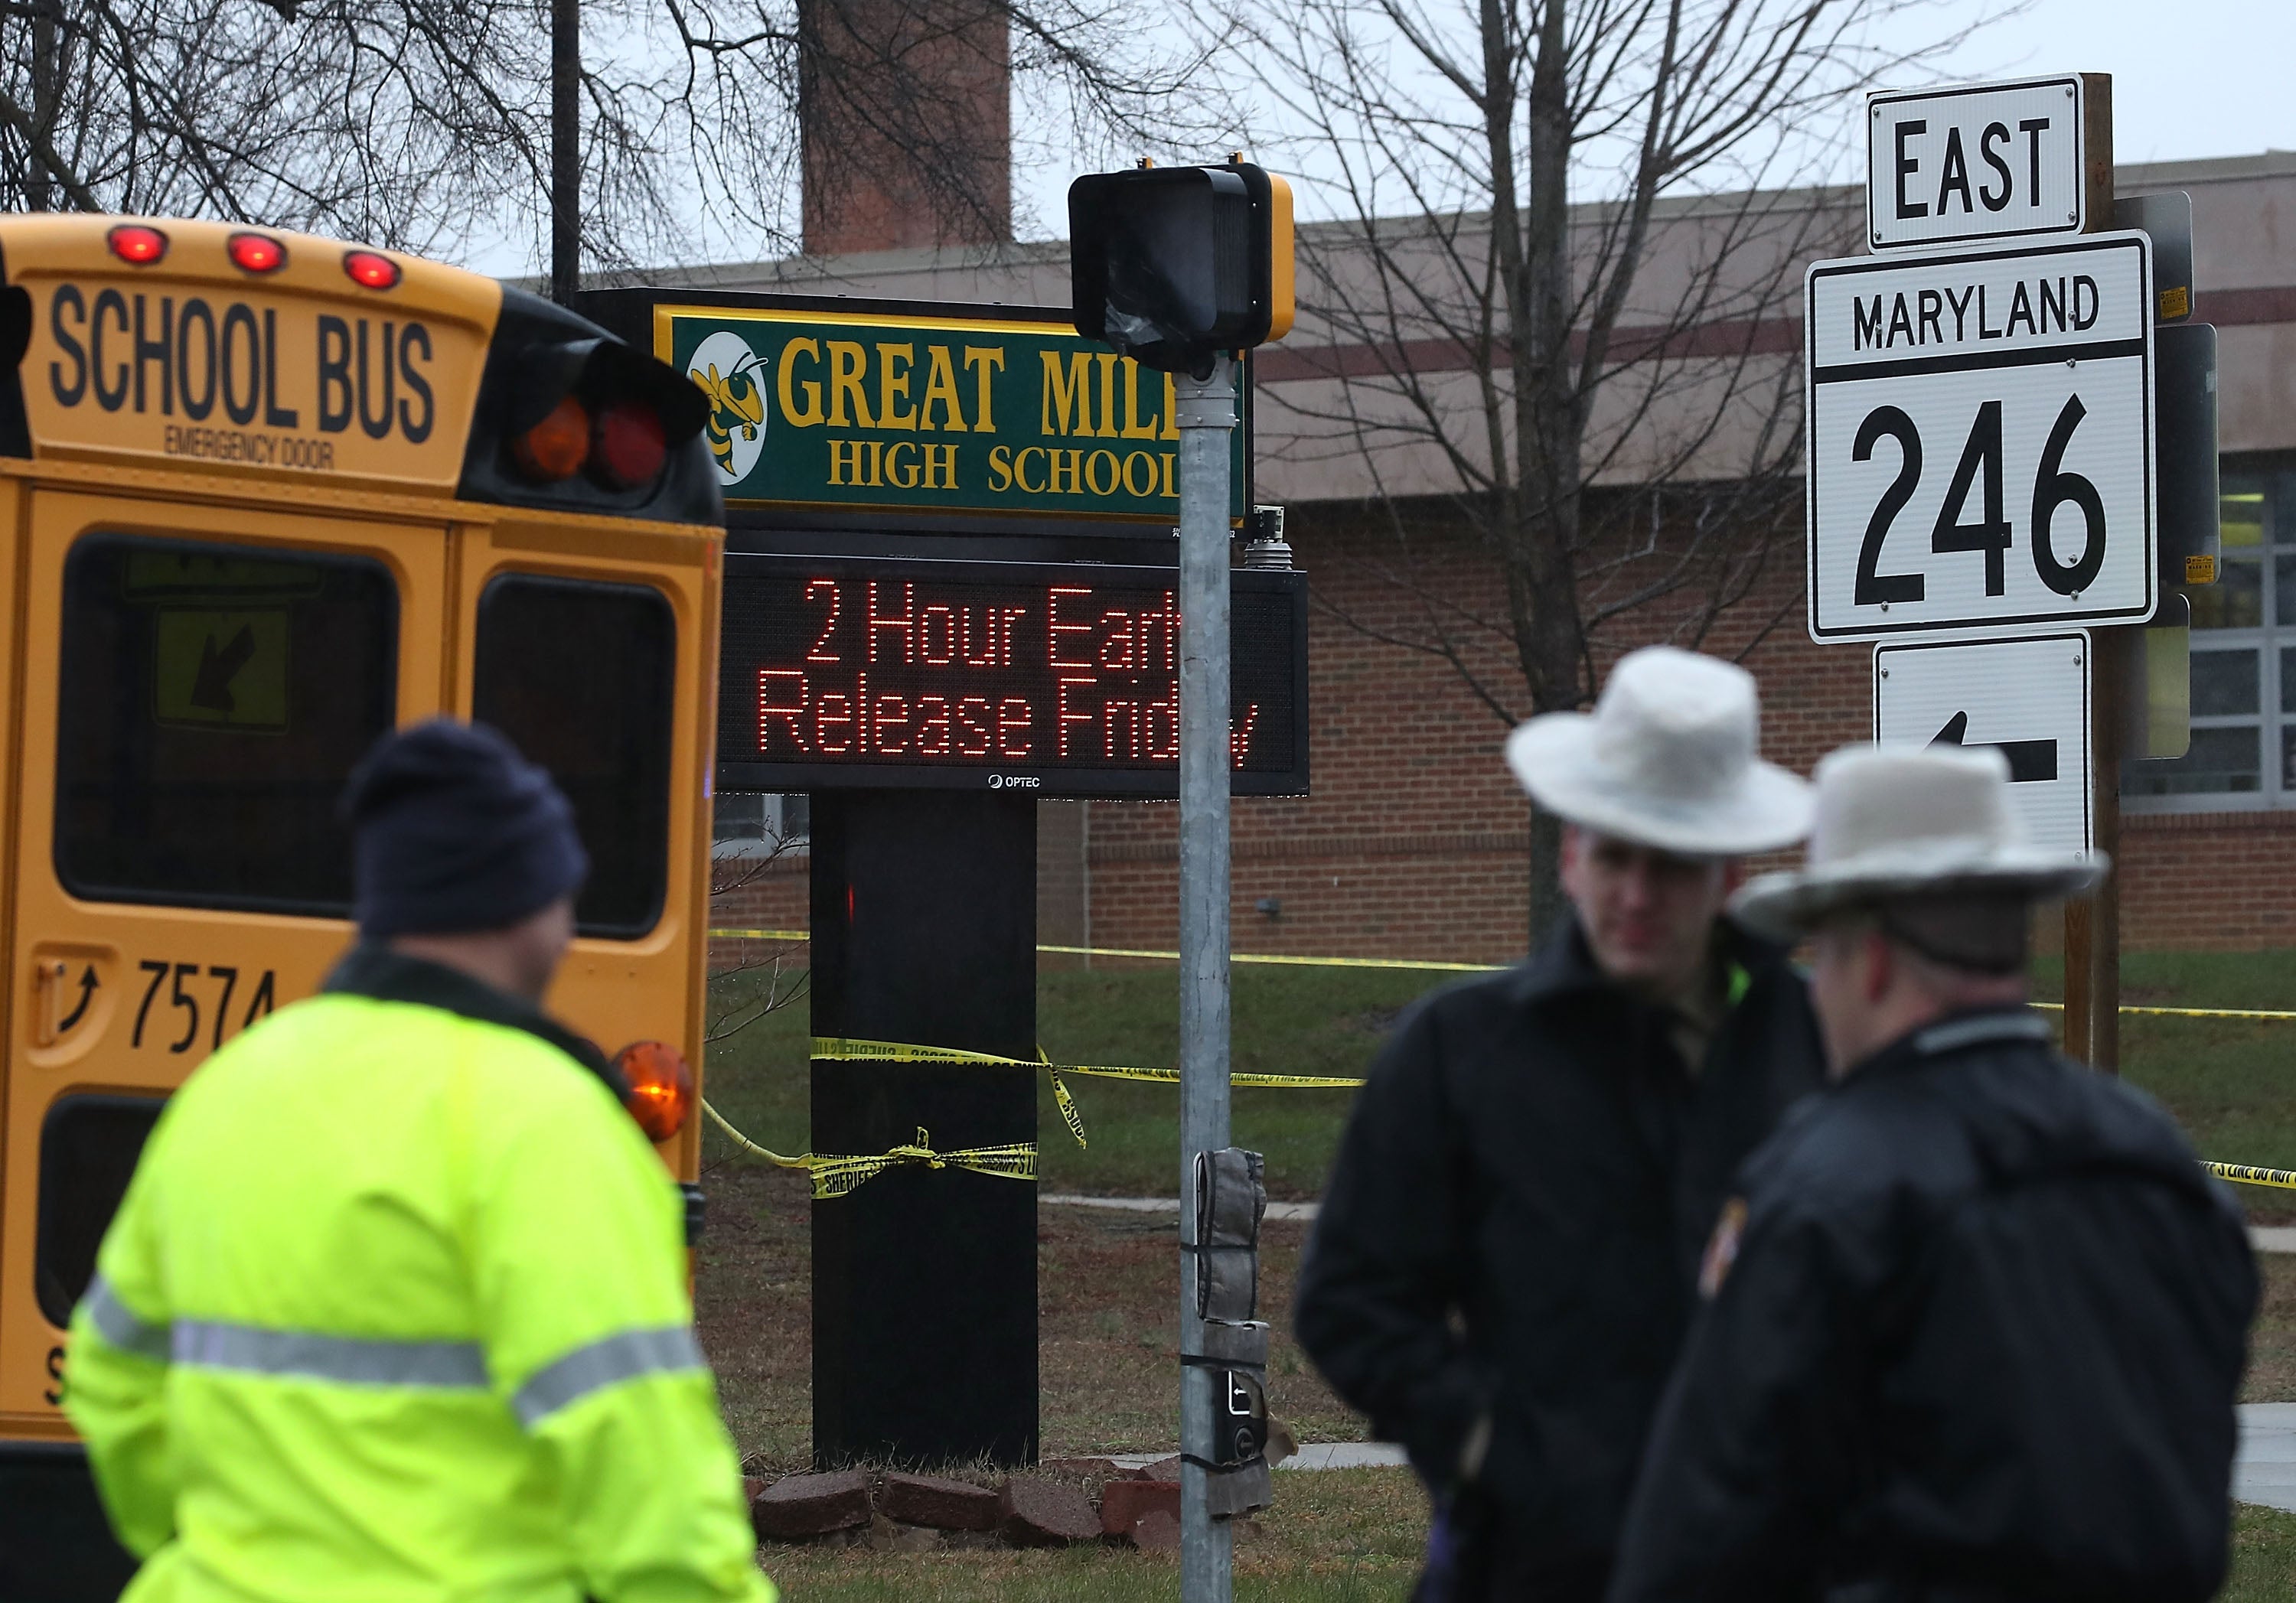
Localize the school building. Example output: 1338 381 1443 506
696 148 2296 961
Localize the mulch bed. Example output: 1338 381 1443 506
692 1159 1364 1468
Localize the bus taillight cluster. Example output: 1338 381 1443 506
510 395 668 490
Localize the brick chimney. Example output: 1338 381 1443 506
800 0 1013 255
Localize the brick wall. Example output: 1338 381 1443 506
710 499 2291 963
2122 810 2296 950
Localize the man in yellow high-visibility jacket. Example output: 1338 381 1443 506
65 719 773 1603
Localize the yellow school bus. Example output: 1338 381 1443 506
0 215 722 1594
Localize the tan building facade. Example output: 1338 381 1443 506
702 151 2296 960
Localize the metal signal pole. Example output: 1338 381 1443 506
550 0 580 305
1176 354 1237 1602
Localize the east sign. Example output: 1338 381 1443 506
1805 232 2157 642
651 303 1247 526
1867 76 2095 252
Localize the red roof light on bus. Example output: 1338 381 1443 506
106 225 168 266
594 402 668 489
342 249 401 290
511 395 591 481
227 232 288 274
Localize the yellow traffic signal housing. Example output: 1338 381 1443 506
1068 161 1293 377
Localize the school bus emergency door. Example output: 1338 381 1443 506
0 215 721 1597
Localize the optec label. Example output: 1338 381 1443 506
23 278 488 488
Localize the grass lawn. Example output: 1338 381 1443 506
701 953 1439 1198
703 943 2296 1204
697 942 2296 1592
738 1503 2296 1602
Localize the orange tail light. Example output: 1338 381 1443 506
512 395 591 481
616 1040 694 1143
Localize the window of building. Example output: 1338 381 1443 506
2126 461 2294 810
472 574 675 937
36 1096 164 1328
55 536 398 914
713 791 808 858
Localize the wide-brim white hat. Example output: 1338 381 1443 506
1504 645 1812 858
1731 743 2105 938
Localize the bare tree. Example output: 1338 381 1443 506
706 826 811 1050
0 0 1207 273
1225 0 1988 927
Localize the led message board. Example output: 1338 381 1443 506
718 555 1308 797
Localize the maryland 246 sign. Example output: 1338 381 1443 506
1805 233 2156 642
652 304 1247 526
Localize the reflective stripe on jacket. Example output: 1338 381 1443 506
64 946 774 1603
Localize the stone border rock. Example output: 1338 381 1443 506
748 1464 1230 1552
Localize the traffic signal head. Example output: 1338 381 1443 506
1069 161 1293 377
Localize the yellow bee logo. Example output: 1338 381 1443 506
686 332 770 485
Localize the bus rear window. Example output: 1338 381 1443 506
473 574 674 937
54 537 399 915
36 1096 164 1328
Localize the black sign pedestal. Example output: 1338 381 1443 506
807 790 1039 1467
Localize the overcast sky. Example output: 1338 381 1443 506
470 0 2296 276
993 0 2296 244
1885 0 2295 167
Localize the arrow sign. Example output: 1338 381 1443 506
1929 711 2059 783
1873 632 2091 860
57 965 98 1034
191 624 258 713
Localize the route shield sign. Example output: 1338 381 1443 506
1874 631 2092 859
1806 232 2156 643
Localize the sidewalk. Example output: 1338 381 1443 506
1042 1194 1321 1223
1045 1194 2296 1256
1101 1409 2290 1504
1049 1191 2296 1512
2239 1403 2296 1513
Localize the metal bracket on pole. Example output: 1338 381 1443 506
1176 354 1238 1603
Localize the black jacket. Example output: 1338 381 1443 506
1610 1008 2259 1603
1293 917 1826 1592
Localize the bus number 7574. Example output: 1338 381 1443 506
130 960 278 1054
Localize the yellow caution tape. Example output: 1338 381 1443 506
2204 1161 2296 1191
2034 1001 2296 1021
700 1100 1034 1200
812 1037 1094 1147
813 1035 1366 1091
709 927 1497 974
716 932 2296 1021
1035 943 1500 973
807 1129 1035 1199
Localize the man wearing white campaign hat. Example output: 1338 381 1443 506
1296 646 1827 1602
1610 744 2257 1603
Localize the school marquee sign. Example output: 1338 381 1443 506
651 304 1247 525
